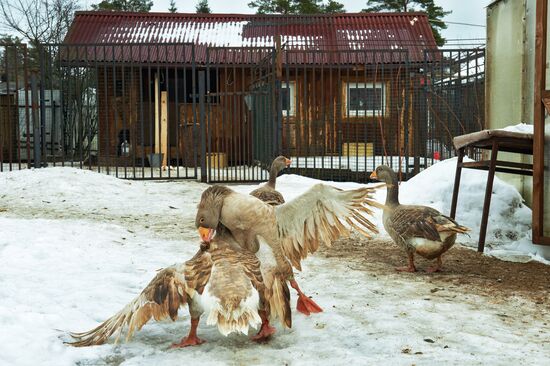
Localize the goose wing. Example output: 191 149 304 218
275 184 381 270
69 250 212 347
250 186 285 206
390 205 470 242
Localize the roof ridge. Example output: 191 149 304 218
73 11 429 18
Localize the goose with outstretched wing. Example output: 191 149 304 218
67 228 286 348
195 183 382 337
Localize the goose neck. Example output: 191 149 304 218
267 165 278 188
385 174 400 206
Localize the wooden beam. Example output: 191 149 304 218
161 91 168 168
478 141 499 252
461 160 533 171
154 73 160 155
533 0 547 243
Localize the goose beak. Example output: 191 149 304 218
198 227 215 243
285 158 292 167
369 171 378 180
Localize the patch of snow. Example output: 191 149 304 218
499 123 534 134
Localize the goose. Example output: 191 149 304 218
250 155 321 315
250 155 291 205
195 183 381 337
67 227 289 347
370 165 469 272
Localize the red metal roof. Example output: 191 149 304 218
63 11 437 64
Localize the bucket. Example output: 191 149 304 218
148 153 164 167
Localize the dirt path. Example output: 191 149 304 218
322 236 550 307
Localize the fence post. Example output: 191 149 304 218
198 70 207 183
39 45 47 167
30 71 41 168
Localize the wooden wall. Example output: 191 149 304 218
281 68 413 157
95 65 415 166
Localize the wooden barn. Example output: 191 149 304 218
62 11 438 173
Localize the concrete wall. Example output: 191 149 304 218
486 0 535 205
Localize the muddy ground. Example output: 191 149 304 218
323 236 550 307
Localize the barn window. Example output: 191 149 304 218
280 81 295 116
345 82 385 116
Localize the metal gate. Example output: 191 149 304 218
201 47 279 183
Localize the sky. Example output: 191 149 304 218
7 0 487 47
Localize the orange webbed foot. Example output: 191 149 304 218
251 323 276 343
426 266 442 273
170 336 206 348
395 265 417 273
296 293 323 315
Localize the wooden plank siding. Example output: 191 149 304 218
282 68 412 158
95 65 417 166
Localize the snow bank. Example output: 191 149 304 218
0 167 206 240
0 167 205 216
398 158 549 262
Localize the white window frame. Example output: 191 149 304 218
281 81 296 116
345 82 386 117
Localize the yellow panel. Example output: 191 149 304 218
342 142 373 157
207 153 227 168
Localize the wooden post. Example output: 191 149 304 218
450 148 464 219
161 91 168 168
154 73 160 155
533 0 548 244
478 141 499 252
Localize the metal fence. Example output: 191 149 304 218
0 42 485 182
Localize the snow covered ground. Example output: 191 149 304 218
0 160 548 365
289 155 436 173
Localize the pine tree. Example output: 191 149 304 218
322 0 345 13
362 0 451 46
91 0 153 12
168 0 177 13
248 0 345 14
195 0 211 13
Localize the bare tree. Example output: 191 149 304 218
0 0 79 46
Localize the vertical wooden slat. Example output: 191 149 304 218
154 73 160 155
161 91 168 169
533 0 547 243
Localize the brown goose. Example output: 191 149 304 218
196 183 380 338
67 227 288 347
370 165 469 273
250 155 291 205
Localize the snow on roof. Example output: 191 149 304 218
63 11 437 65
